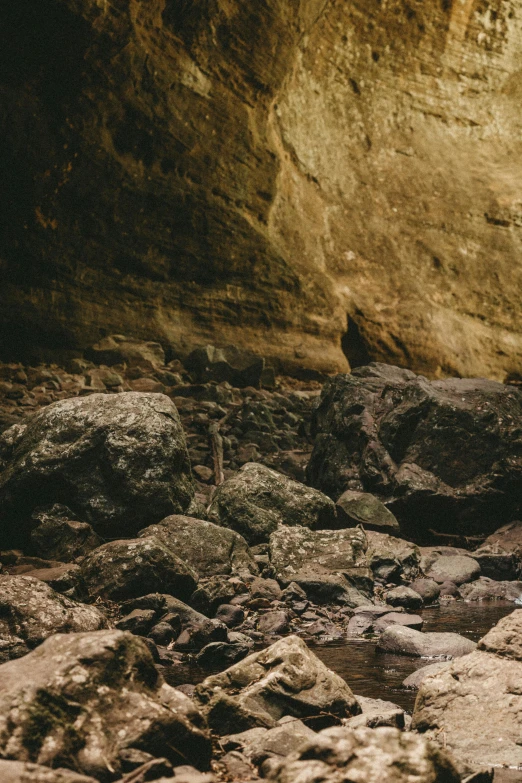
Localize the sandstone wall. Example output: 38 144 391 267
1 0 521 377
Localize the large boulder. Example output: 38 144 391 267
268 525 372 606
0 761 97 783
307 365 522 541
207 463 337 545
365 530 420 583
195 635 360 734
458 576 522 601
0 575 108 662
29 505 103 562
79 537 198 601
413 610 522 770
0 630 211 780
0 393 195 546
377 625 476 658
427 555 481 586
267 726 460 783
138 515 258 577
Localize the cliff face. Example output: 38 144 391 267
1 0 522 377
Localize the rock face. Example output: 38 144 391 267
138 515 257 577
307 364 522 539
0 575 108 661
0 630 211 780
268 726 460 783
413 610 522 770
2 0 522 378
195 635 360 734
0 392 194 545
207 463 337 545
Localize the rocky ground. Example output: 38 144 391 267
1 337 522 782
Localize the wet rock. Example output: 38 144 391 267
267 725 460 783
195 635 360 734
383 585 423 610
409 578 441 604
365 531 420 583
459 577 522 602
427 555 481 586
346 607 395 636
413 610 522 770
345 696 407 730
336 490 400 535
224 718 316 766
215 604 245 628
0 761 97 782
402 661 452 689
257 611 290 636
207 463 337 545
0 575 107 662
377 625 476 658
30 505 103 562
86 334 165 370
138 515 257 578
79 537 198 601
196 641 251 668
307 365 522 541
0 630 211 780
0 393 194 545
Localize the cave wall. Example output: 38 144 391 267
1 0 522 377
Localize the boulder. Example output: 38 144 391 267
0 575 107 662
383 586 423 610
458 577 522 602
250 577 282 601
79 537 198 601
224 718 316 766
0 630 211 780
365 531 420 583
402 661 453 689
471 547 521 581
195 642 251 668
480 521 522 558
86 334 165 370
207 463 337 545
336 490 400 535
427 555 481 586
307 365 522 541
257 611 290 636
0 761 97 782
185 345 265 389
372 612 424 634
409 578 441 604
215 605 245 628
0 393 194 545
344 695 407 730
267 726 460 783
138 515 258 578
413 610 522 770
30 505 103 562
195 635 360 734
191 575 247 615
377 626 476 658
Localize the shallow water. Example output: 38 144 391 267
165 600 516 713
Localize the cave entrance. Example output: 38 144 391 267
341 314 372 369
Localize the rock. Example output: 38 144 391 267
372 612 424 634
336 490 400 535
377 625 476 658
280 582 307 602
413 610 522 770
185 346 265 389
0 761 97 782
267 726 460 783
307 366 522 541
471 547 521 581
118 753 173 777
409 578 441 604
138 515 257 578
365 531 420 583
250 577 282 601
439 581 459 597
215 604 245 628
195 635 360 734
427 555 481 586
0 575 107 662
402 661 453 689
166 766 217 783
459 577 522 602
345 696 406 730
17 564 82 596
86 335 165 370
419 546 471 573
29 505 103 562
0 393 194 545
207 463 337 545
480 521 522 559
383 586 423 610
196 642 251 668
219 750 258 782
79 537 198 601
224 719 316 766
116 609 158 636
0 630 211 779
257 611 290 636
175 619 228 652
191 575 244 615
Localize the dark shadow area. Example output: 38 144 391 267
341 314 372 369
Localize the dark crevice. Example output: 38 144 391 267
341 315 372 369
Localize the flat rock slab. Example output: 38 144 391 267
377 625 476 658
